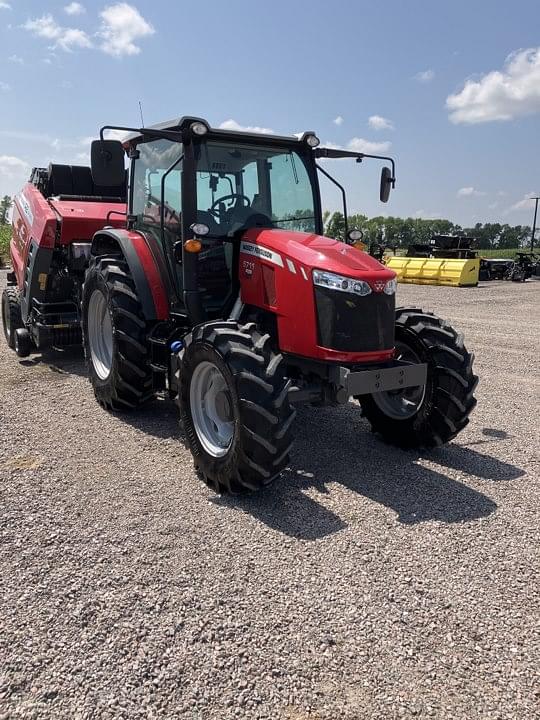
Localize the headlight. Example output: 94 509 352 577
190 222 210 236
313 270 372 297
384 278 397 295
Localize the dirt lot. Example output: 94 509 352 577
1 274 539 720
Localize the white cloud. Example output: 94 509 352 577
64 2 85 15
333 115 344 126
56 28 92 51
0 129 55 144
318 138 392 159
81 129 129 144
22 14 92 51
457 186 486 197
415 69 435 83
488 202 498 209
0 1 11 9
447 48 540 124
219 119 275 135
347 137 391 154
509 192 539 212
98 3 154 57
0 155 30 177
414 209 441 219
0 81 10 91
8 54 23 64
368 115 394 131
74 151 90 163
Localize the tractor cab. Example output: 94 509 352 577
92 116 395 325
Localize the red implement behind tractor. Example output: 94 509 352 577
2 116 478 493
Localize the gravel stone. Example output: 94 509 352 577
0 271 539 719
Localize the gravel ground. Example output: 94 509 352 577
1 272 539 720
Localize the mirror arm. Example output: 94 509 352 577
315 148 396 187
315 163 348 241
99 125 185 143
357 153 396 187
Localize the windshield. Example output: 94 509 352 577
194 141 317 237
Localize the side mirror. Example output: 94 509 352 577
380 166 393 203
91 140 125 187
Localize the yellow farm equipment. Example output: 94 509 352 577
385 235 479 287
386 256 479 287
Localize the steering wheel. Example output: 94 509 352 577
209 193 251 218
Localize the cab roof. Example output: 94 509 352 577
119 116 315 149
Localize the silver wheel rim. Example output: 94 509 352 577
88 289 113 380
373 341 427 420
190 361 235 457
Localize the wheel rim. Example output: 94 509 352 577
88 289 113 380
190 361 235 457
372 340 427 420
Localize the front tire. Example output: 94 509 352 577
2 287 23 350
82 255 154 411
360 308 478 448
179 321 296 494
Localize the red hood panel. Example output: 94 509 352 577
49 199 127 244
242 228 394 278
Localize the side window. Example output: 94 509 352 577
196 172 236 213
132 139 183 232
242 161 260 204
268 152 316 233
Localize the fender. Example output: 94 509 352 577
91 228 169 321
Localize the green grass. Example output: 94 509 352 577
0 224 11 266
387 247 526 259
476 248 524 258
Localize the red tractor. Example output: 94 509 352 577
2 116 477 493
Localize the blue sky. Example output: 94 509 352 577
1 0 539 227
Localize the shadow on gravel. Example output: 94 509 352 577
423 444 524 481
111 400 522 540
24 348 520 540
120 397 182 441
19 347 88 378
220 408 525 539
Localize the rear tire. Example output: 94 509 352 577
82 255 154 411
2 287 23 350
360 308 478 448
179 320 296 494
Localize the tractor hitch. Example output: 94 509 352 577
287 361 428 407
330 361 427 403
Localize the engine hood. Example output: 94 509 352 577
242 228 395 280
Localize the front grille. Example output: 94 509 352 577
315 287 395 352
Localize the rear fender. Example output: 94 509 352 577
20 240 54 324
91 229 169 321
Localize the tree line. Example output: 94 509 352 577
0 195 12 225
322 211 532 250
0 194 532 250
